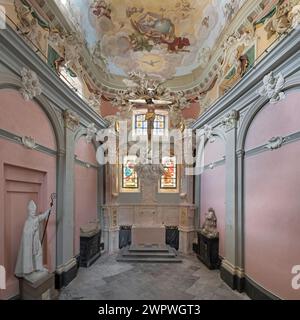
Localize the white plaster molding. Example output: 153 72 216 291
21 136 37 149
63 110 80 131
19 68 42 101
203 124 215 143
85 123 97 143
289 5 300 30
221 110 239 131
88 93 102 111
265 136 286 150
258 71 286 104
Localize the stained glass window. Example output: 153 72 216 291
160 156 177 189
122 156 139 189
134 114 165 136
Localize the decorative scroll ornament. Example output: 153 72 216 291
266 136 285 150
258 71 285 104
289 5 300 29
86 123 97 143
221 110 239 130
21 136 37 149
63 110 80 131
20 68 42 101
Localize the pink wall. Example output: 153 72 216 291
0 89 57 299
75 136 98 166
244 90 300 300
0 89 56 150
201 137 226 257
204 138 225 166
74 137 98 255
245 91 300 151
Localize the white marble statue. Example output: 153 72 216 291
15 200 52 280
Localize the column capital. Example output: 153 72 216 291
63 110 80 131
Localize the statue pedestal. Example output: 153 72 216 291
19 272 58 300
197 231 220 270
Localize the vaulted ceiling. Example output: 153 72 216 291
54 0 246 87
57 0 245 80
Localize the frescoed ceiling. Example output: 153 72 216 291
56 0 246 80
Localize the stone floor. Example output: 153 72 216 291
59 253 250 300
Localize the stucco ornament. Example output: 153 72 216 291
15 200 52 282
221 110 239 130
266 136 285 150
64 32 84 68
88 93 102 111
22 136 37 149
258 71 285 104
289 5 300 29
203 124 215 143
86 123 97 143
20 68 42 101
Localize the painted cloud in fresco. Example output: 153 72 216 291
58 0 245 78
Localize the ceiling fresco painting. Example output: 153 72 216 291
58 0 246 79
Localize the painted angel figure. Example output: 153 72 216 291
258 71 285 104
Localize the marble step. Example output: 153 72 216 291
121 251 177 258
128 245 170 253
116 256 182 263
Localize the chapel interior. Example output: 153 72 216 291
0 0 300 301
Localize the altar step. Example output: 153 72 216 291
117 245 182 263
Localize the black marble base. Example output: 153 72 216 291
119 226 132 249
80 230 101 267
220 266 280 300
165 226 179 250
244 276 280 300
192 242 199 254
55 264 78 290
220 265 244 292
197 232 220 269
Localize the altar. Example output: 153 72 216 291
131 225 165 246
102 204 196 254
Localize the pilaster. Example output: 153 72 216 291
55 110 80 288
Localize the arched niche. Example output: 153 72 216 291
200 132 226 258
242 89 300 299
74 134 99 255
0 88 60 299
